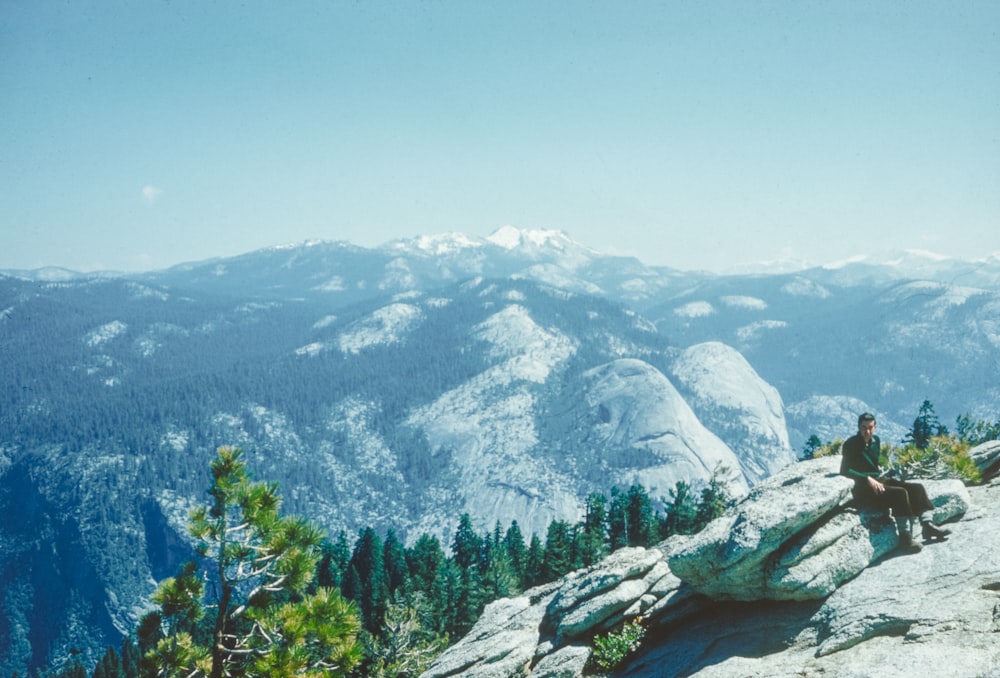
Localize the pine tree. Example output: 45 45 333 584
347 527 387 635
695 467 732 529
907 400 946 449
93 645 123 678
382 529 408 596
661 480 698 537
451 514 482 573
135 612 164 659
607 487 629 550
449 515 488 636
363 593 445 677
404 534 445 597
502 521 527 584
625 485 656 547
956 412 1000 445
576 493 608 566
541 520 575 581
489 521 504 552
341 565 365 622
429 559 464 637
480 543 519 600
142 446 362 677
120 637 140 678
523 534 545 589
61 661 86 678
316 531 351 590
801 434 824 459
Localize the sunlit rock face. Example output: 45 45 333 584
422 456 988 678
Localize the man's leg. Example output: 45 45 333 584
886 479 951 541
903 481 952 540
882 484 922 553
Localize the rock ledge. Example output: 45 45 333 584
422 456 997 678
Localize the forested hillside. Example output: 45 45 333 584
1 268 734 674
2 232 998 675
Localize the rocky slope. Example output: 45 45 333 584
422 444 1000 677
669 341 794 484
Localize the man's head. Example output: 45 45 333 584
857 412 877 442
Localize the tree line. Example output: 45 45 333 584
18 451 733 678
21 402 999 678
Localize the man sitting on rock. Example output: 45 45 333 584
841 412 952 553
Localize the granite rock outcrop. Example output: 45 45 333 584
422 455 996 678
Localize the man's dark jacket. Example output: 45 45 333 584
840 433 881 480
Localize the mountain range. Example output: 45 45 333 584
2 226 998 674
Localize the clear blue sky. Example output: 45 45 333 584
3 1 998 272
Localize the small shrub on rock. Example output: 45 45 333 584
887 435 982 484
590 618 646 673
809 437 844 459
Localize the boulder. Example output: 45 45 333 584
545 547 662 621
423 547 676 678
970 439 1000 481
420 460 984 678
420 584 555 678
768 477 970 600
766 508 899 600
668 457 970 600
623 480 1000 677
528 644 591 678
667 455 856 599
547 548 665 640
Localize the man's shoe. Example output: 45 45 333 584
921 522 951 541
898 531 923 554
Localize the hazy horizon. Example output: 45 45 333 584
4 2 998 273
4 225 999 278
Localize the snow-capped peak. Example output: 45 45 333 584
897 248 952 263
823 249 955 271
272 239 327 250
389 232 484 256
821 254 868 270
724 256 815 275
486 225 576 252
